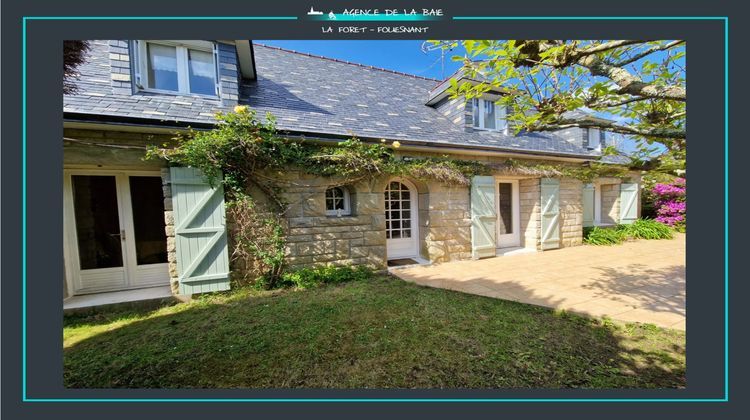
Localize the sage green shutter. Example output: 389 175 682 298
170 167 230 294
582 183 595 227
540 178 560 250
470 176 497 259
619 183 639 225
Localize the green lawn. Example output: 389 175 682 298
64 276 685 388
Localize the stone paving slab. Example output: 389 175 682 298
392 234 686 330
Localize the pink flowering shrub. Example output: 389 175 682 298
652 177 685 228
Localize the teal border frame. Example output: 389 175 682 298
21 15 729 403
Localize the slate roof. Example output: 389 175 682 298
63 41 612 160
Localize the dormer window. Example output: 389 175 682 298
471 98 508 133
134 40 219 97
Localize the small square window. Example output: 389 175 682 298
137 41 218 97
325 187 351 216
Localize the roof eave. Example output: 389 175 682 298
64 113 597 162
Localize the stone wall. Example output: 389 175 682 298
519 178 541 250
278 172 387 271
601 183 621 224
559 178 584 247
159 168 180 295
421 181 472 262
64 129 641 297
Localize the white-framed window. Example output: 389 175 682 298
325 187 351 216
471 97 508 133
587 127 602 150
133 40 220 97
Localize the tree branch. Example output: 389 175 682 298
574 40 648 58
531 40 686 101
531 119 685 140
611 40 685 67
587 96 652 108
578 55 686 101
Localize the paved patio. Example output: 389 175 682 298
393 234 686 330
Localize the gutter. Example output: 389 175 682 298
63 113 599 163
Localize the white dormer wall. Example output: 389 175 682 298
433 96 467 127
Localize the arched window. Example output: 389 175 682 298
325 187 351 216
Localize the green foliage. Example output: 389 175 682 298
280 265 373 289
146 109 293 201
618 219 674 240
583 226 627 245
505 158 630 182
584 218 674 245
226 196 287 288
445 40 686 174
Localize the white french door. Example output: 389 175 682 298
63 170 170 295
496 179 521 248
385 179 419 259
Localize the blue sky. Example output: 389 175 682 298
255 40 464 80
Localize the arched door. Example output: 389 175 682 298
384 179 419 259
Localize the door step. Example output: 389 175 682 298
495 247 537 257
387 257 431 271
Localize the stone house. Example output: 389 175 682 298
63 40 640 300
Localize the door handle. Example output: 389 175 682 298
108 230 126 241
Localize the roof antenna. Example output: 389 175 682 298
421 40 457 79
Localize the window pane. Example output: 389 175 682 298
588 128 600 148
72 176 123 270
129 177 168 265
326 198 334 211
496 105 507 132
484 100 496 129
334 198 344 210
188 49 216 95
472 98 481 127
498 182 513 234
402 229 411 238
147 43 178 91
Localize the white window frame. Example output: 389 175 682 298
471 97 508 134
134 40 220 98
325 187 351 217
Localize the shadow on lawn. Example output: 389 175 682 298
63 277 685 389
